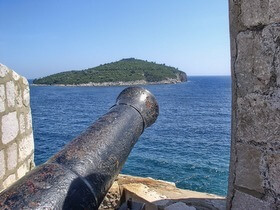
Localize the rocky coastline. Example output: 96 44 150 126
31 73 187 87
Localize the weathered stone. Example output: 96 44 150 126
240 0 280 28
6 81 16 108
235 24 280 97
18 133 34 161
262 24 280 87
99 181 121 210
0 84 5 112
235 30 266 96
17 162 28 179
19 113 25 134
240 0 269 27
1 112 19 144
28 154 35 169
265 153 280 194
0 150 5 179
0 64 9 77
232 190 271 210
26 110 32 130
12 71 20 81
3 174 16 189
268 0 280 23
22 77 28 86
23 85 30 107
164 202 196 210
235 143 264 193
236 92 280 144
15 84 23 107
7 143 17 171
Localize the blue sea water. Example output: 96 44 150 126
30 76 231 196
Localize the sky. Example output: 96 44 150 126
0 0 230 79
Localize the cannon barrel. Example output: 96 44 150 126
0 87 159 209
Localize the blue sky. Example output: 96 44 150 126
0 0 230 79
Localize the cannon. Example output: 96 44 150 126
0 87 159 209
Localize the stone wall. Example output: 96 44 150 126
0 64 35 192
228 0 280 209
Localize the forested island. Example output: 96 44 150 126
33 58 187 86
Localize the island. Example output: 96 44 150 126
33 58 187 86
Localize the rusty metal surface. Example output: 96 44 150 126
0 87 159 210
116 86 159 128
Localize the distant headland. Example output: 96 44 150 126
32 58 187 86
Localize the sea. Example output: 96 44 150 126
30 76 231 196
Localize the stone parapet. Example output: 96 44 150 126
99 174 226 210
0 64 35 192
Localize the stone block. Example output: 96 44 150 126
0 150 5 179
236 92 280 144
3 174 16 189
1 112 19 144
240 0 268 27
268 0 280 23
240 0 280 28
17 162 28 179
235 24 280 97
0 84 5 112
0 64 9 77
15 84 23 108
265 153 280 194
7 143 17 171
6 81 16 108
235 143 264 193
28 154 35 169
19 133 34 162
232 190 271 210
23 85 30 107
26 110 32 130
19 113 25 134
22 77 28 86
12 71 20 81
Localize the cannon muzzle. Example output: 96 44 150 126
0 87 159 209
